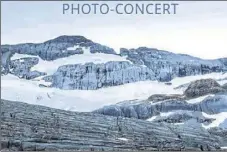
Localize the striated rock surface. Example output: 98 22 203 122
198 94 227 114
147 94 184 103
94 79 227 120
94 99 194 119
208 127 227 147
1 100 221 151
120 47 226 82
1 49 13 75
50 61 155 90
151 111 214 124
10 57 46 79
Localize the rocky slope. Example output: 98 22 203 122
94 94 227 119
120 47 227 82
1 35 227 151
1 35 115 61
94 79 227 128
1 35 227 90
0 99 222 151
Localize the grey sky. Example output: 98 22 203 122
2 1 227 59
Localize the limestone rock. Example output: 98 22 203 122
147 94 184 103
120 47 226 82
1 100 221 151
50 61 155 90
1 35 115 61
10 57 46 79
94 94 227 120
184 79 226 98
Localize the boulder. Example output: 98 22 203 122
184 79 225 98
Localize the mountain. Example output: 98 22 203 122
1 35 227 90
1 35 227 111
120 47 227 81
1 35 227 151
1 35 115 61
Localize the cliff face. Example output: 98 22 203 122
51 61 155 90
1 36 227 90
94 79 227 119
94 94 227 119
120 47 226 82
1 100 221 151
1 36 115 61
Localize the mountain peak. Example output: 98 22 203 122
45 35 92 44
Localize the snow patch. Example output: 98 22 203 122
201 112 227 129
171 72 227 88
147 116 157 122
186 94 215 104
11 47 130 76
118 138 129 141
67 45 81 51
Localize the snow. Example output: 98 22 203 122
1 72 226 112
1 74 179 112
186 94 215 104
66 45 81 51
118 138 129 141
201 112 227 129
11 46 130 75
219 79 227 85
11 53 35 60
220 119 227 129
147 110 194 122
171 72 227 89
147 116 157 122
160 111 175 117
221 147 227 149
146 110 227 130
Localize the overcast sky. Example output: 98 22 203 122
2 1 227 59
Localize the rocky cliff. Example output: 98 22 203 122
1 35 115 61
51 61 155 90
1 99 222 151
120 47 227 82
94 79 227 125
1 36 227 90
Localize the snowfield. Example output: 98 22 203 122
1 72 227 112
1 74 179 112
